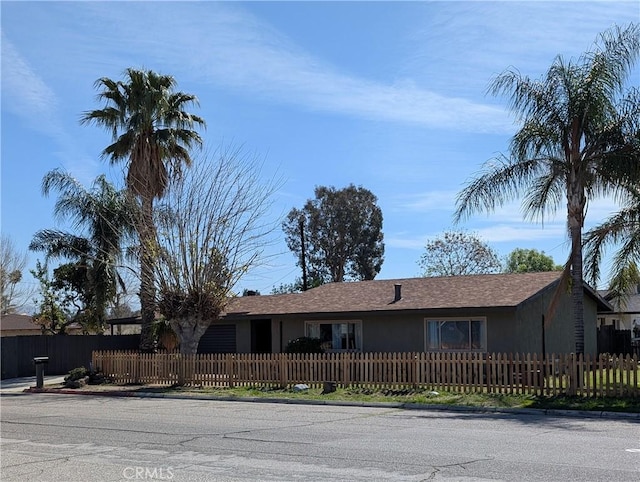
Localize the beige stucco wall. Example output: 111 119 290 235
362 315 424 352
485 311 520 353
266 310 524 353
266 318 306 353
364 310 526 353
518 286 598 356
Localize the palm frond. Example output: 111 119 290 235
29 230 92 260
454 155 544 222
584 192 640 284
84 68 205 206
521 165 565 223
605 262 640 310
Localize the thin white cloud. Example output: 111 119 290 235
1 34 61 135
394 190 458 213
1 34 99 183
406 2 638 96
13 2 633 137
466 194 625 228
386 235 430 250
585 196 624 223
475 224 567 244
53 2 512 134
386 192 623 252
401 184 625 224
392 190 562 224
387 220 568 251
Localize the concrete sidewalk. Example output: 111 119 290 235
0 375 66 394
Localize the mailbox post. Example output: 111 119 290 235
33 357 49 389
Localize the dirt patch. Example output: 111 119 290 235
37 382 167 393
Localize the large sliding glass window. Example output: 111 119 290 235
305 321 362 352
425 318 486 351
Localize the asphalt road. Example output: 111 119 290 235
1 394 639 481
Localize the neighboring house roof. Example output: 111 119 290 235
0 313 41 332
598 291 640 315
106 316 142 326
0 313 84 334
223 271 611 318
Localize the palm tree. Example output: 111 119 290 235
455 24 640 354
30 169 135 330
81 68 205 351
585 187 640 295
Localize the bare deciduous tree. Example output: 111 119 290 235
418 230 502 277
154 145 281 354
1 235 31 314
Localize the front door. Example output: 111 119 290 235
251 319 272 353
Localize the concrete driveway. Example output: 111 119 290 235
0 376 66 394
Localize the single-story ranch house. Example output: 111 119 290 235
201 271 612 356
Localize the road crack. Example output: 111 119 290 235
421 456 494 480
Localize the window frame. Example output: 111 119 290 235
424 317 487 352
304 319 363 352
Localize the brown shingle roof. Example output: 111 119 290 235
223 271 569 318
0 314 40 331
0 314 85 333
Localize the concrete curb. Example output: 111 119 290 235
19 387 640 421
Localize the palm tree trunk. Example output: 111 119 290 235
570 223 585 354
138 197 157 352
567 169 586 355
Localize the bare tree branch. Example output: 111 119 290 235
154 144 282 354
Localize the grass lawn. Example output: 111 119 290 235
134 384 640 413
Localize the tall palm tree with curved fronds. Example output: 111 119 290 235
30 169 136 331
81 68 206 351
455 24 640 354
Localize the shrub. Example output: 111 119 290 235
87 369 111 385
63 366 111 387
64 367 88 382
285 337 324 354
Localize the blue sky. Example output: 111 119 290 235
1 1 638 303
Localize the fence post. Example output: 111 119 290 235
342 352 351 388
280 353 287 388
634 354 639 398
92 351 99 375
226 354 235 388
133 352 140 384
566 353 576 396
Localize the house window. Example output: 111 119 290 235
305 321 362 352
425 318 486 351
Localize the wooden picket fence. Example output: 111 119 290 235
91 351 640 398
